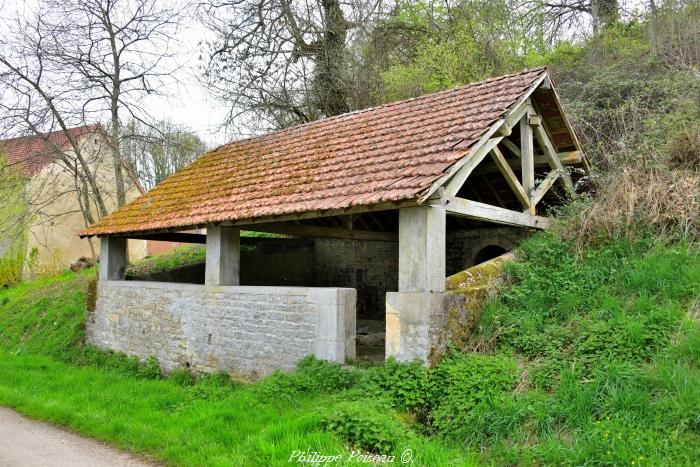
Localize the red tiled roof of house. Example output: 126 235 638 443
81 68 550 237
1 125 102 177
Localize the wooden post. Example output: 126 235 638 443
520 112 535 215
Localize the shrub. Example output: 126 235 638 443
256 356 357 399
364 358 429 413
560 169 700 250
321 401 410 454
428 353 518 437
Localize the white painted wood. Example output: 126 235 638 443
418 121 505 202
440 197 549 229
501 138 521 157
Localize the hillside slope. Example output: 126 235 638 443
0 233 698 465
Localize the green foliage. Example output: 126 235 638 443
0 241 25 288
170 368 196 386
428 353 518 440
256 356 358 400
364 357 429 412
321 401 410 454
0 152 28 287
126 245 206 278
375 0 548 102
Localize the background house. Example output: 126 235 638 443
0 125 146 276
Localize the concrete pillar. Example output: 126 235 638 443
205 225 240 286
99 236 127 281
398 205 446 292
387 205 447 363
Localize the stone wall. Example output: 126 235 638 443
126 227 527 320
446 227 528 276
386 253 514 364
88 280 356 377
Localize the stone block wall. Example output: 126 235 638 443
386 253 514 364
88 280 356 377
126 227 527 320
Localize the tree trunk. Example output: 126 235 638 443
313 0 350 116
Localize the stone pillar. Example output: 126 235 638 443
387 205 447 363
205 225 240 286
398 205 446 292
99 236 127 281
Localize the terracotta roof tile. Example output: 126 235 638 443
81 68 547 236
1 125 101 177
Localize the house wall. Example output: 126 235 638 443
25 134 146 272
88 280 356 377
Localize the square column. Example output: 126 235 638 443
388 205 447 363
99 236 127 280
205 225 240 286
398 205 446 292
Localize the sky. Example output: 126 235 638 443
2 0 650 148
0 0 231 147
139 18 231 147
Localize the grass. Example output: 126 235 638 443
126 245 206 278
0 233 698 465
125 231 288 278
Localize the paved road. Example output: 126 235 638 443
0 407 156 467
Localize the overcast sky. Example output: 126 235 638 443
0 0 231 147
2 0 650 148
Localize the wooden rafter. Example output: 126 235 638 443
489 146 530 210
532 122 575 195
443 136 503 198
248 222 397 242
531 170 561 206
501 138 521 157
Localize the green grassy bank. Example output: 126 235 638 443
0 233 698 466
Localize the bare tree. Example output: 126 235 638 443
534 0 620 35
200 0 386 134
0 0 182 209
121 119 208 190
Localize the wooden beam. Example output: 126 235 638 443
123 232 207 244
502 73 549 130
443 136 503 197
246 222 397 242
521 111 535 214
475 151 583 174
439 197 549 229
531 170 561 206
419 117 506 201
534 86 590 170
501 138 521 157
532 123 575 195
489 146 530 210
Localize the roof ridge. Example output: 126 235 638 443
0 124 102 146
212 67 548 152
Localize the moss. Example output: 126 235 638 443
445 253 513 291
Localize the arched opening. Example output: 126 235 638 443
473 245 508 265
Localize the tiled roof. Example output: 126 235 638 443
1 125 101 177
81 68 548 237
